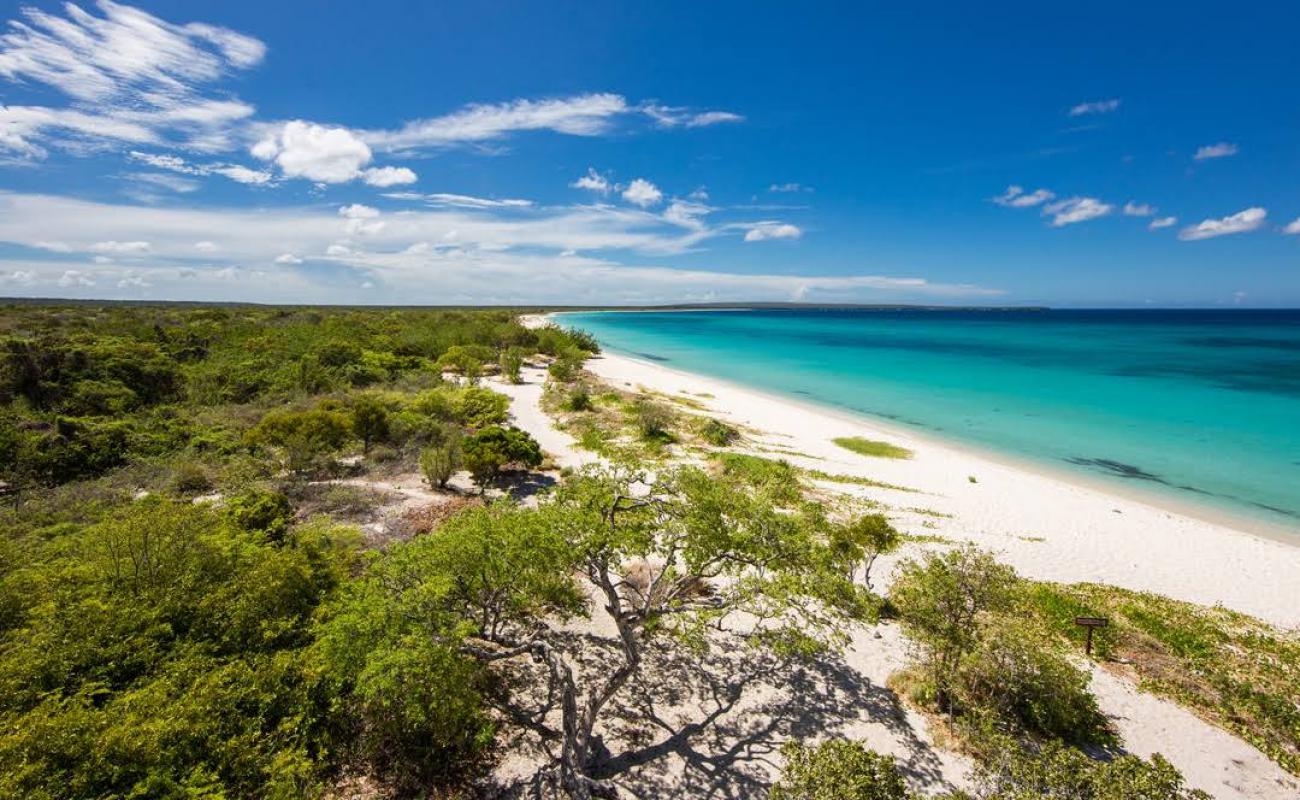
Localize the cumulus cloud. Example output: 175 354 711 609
1148 216 1177 230
253 121 371 183
1043 197 1112 226
742 222 802 242
571 168 612 195
1194 142 1238 160
274 253 302 264
1283 217 1300 235
1123 201 1156 217
1178 207 1266 240
1068 99 1121 117
622 178 663 208
361 166 417 187
58 269 95 287
993 185 1055 208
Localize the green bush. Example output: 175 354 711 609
772 740 912 800
420 427 462 489
225 487 294 541
715 453 803 506
169 462 213 495
461 425 542 489
632 399 674 442
248 407 352 474
562 383 592 411
832 436 913 459
697 417 739 446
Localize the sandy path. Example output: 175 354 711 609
489 365 600 471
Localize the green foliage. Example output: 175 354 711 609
225 487 293 542
697 416 739 446
970 735 1211 799
0 499 360 799
632 399 674 442
772 740 912 800
828 513 900 591
420 426 462 489
562 383 592 411
832 436 913 459
891 546 1017 713
461 425 542 488
450 385 510 428
714 453 803 506
169 461 213 495
499 348 524 384
349 394 390 454
247 407 352 473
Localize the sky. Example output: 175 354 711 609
0 1 1297 307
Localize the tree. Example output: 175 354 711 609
339 464 875 797
772 740 913 800
890 546 1017 715
460 425 542 489
419 425 462 489
829 513 900 591
350 395 390 455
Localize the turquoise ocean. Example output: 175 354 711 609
555 309 1300 535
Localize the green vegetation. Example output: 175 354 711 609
696 416 740 446
773 738 1210 799
1020 582 1300 775
805 467 918 493
460 424 543 489
890 547 1110 746
833 436 913 459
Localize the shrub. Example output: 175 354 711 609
772 740 912 800
450 386 510 428
248 408 352 474
715 453 802 506
562 384 592 412
632 399 674 442
499 349 524 384
971 735 1210 799
350 395 390 454
420 431 462 489
461 426 542 489
169 462 213 495
225 487 293 542
697 417 739 446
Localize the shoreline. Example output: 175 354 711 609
530 314 1300 628
545 311 1298 545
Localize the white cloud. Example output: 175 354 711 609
274 253 303 264
1148 216 1177 230
125 171 200 193
194 240 218 251
642 104 744 128
253 120 371 183
384 192 532 209
90 240 151 253
662 201 712 231
57 269 94 287
1283 217 1300 235
117 269 150 288
993 185 1055 208
128 150 270 186
363 93 630 150
1123 201 1156 217
622 178 663 208
1043 197 1112 226
742 222 802 242
1178 207 1266 240
211 164 271 185
1068 99 1121 117
571 168 612 195
1194 142 1238 161
0 269 35 285
362 166 417 187
0 191 1005 304
0 2 263 157
768 182 814 193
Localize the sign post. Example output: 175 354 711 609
1073 616 1108 656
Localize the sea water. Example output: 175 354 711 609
556 309 1300 534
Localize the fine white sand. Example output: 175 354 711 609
489 327 1300 799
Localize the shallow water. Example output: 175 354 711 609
557 308 1300 533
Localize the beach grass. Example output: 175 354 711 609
832 436 913 459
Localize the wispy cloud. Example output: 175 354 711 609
992 185 1055 208
641 104 743 128
769 183 812 193
1178 207 1266 240
0 191 999 304
129 150 272 186
740 222 802 242
1148 216 1177 230
1068 98 1121 117
1043 197 1113 226
1193 142 1238 161
382 192 533 209
570 168 612 195
1123 201 1156 217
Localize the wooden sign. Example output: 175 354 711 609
1073 616 1109 656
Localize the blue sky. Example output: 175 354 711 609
0 0 1297 306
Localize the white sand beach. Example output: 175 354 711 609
490 324 1300 798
